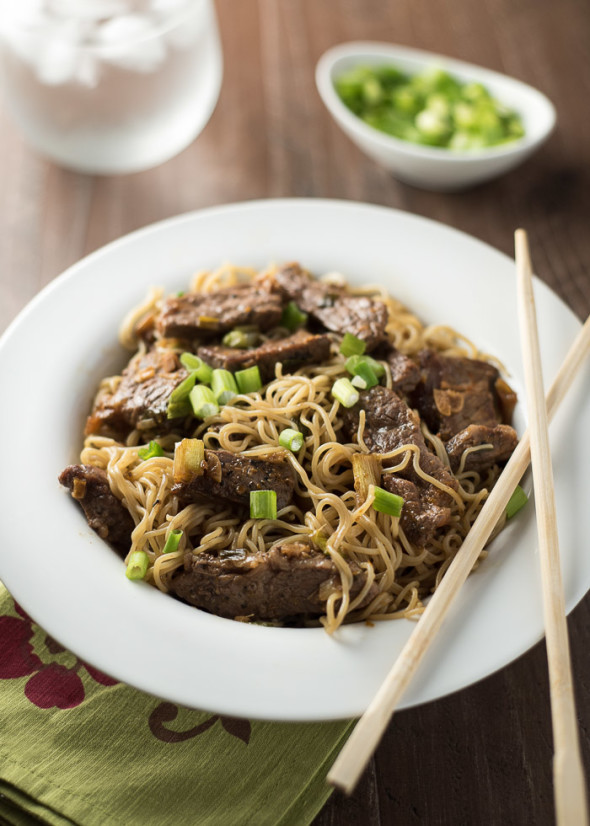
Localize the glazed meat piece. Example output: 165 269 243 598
341 386 458 547
59 465 134 557
173 449 297 511
383 346 421 394
416 348 499 391
431 383 500 442
495 377 518 424
409 349 511 440
198 330 332 382
381 476 453 548
445 424 518 473
341 386 458 493
85 348 188 439
170 540 379 621
157 284 283 339
272 263 388 351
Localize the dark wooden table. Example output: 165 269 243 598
2 1 589 824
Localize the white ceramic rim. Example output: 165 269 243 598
0 198 587 722
316 41 556 162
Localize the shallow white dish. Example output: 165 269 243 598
316 42 556 191
0 199 588 721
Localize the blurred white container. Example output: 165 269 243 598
0 0 223 174
316 42 556 191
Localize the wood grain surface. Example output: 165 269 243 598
1 1 589 824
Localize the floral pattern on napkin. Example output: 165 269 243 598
148 701 251 744
0 600 117 710
0 598 253 751
0 584 352 826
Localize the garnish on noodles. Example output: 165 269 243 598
59 262 519 632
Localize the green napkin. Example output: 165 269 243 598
0 584 352 826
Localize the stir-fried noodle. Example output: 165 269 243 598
80 264 508 633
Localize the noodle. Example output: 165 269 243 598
79 264 511 634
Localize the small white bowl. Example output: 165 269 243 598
316 42 556 191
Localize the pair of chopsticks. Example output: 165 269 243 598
328 230 589 825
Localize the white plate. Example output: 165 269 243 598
0 199 588 721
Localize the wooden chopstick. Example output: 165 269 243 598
515 229 588 826
328 252 590 797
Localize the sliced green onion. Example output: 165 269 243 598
176 291 185 297
125 550 150 581
506 485 528 519
372 485 404 517
211 369 238 405
180 352 213 384
345 354 385 379
235 365 262 394
281 301 308 331
180 352 202 369
339 332 366 357
162 529 183 554
367 356 386 378
189 385 219 420
351 374 368 389
359 76 382 105
250 490 277 520
167 373 198 419
279 427 304 452
173 438 205 483
331 377 359 408
311 530 328 552
138 440 164 461
222 329 259 349
350 360 378 390
166 398 192 419
416 108 450 140
334 65 523 149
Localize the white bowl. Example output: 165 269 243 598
1 199 590 721
316 42 556 191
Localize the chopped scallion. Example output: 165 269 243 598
189 384 219 420
350 359 378 389
125 550 149 581
331 377 360 408
180 352 201 369
334 65 524 150
279 427 304 452
250 490 277 520
180 353 213 384
211 369 238 405
311 530 328 552
235 365 263 394
138 440 164 461
372 485 404 517
162 529 183 554
339 332 366 357
281 301 308 331
351 374 367 389
506 485 528 519
167 373 198 419
367 356 386 378
222 329 259 349
345 354 385 379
